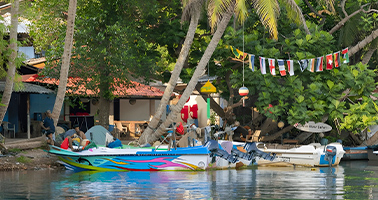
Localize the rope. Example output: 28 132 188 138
242 22 245 86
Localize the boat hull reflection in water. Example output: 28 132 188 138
1 161 378 199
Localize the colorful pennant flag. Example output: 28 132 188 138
260 57 266 75
307 58 315 72
334 51 341 68
326 54 333 70
315 56 324 72
249 54 255 72
298 59 308 72
342 48 349 64
230 46 246 59
277 59 286 76
268 58 276 75
287 60 294 76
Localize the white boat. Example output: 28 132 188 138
256 142 345 167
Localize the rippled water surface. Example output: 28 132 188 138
1 161 378 199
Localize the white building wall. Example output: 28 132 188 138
120 99 150 121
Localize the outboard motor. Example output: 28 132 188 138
204 140 238 163
244 142 276 161
230 142 276 162
325 146 337 166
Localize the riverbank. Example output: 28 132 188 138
0 148 61 171
0 137 138 171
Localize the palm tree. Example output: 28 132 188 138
0 0 19 125
139 0 205 143
139 0 310 144
51 0 77 126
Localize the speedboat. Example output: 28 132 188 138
48 140 274 172
256 142 345 167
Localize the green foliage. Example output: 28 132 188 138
26 0 184 99
211 9 378 134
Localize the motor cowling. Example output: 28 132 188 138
204 140 238 163
325 146 337 166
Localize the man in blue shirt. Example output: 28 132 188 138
41 110 56 145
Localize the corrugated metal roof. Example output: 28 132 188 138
0 81 54 94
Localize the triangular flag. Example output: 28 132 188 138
249 54 255 72
260 57 266 75
287 60 294 76
307 58 315 72
315 56 324 72
298 59 308 72
334 51 341 68
326 54 333 70
277 59 286 76
342 48 349 64
268 58 276 76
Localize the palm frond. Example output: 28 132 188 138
281 0 306 26
252 0 280 40
317 0 336 14
235 0 249 24
207 0 234 32
181 0 205 22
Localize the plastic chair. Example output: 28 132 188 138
3 122 15 138
115 121 128 138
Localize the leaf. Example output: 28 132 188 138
297 95 304 103
296 39 303 46
327 80 334 90
352 69 359 77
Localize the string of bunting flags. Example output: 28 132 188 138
230 46 350 76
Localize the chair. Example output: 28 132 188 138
2 122 15 138
115 121 128 138
251 130 261 142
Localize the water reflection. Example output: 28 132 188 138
1 161 378 199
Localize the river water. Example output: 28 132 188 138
0 160 377 200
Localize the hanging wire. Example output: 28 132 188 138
242 22 245 87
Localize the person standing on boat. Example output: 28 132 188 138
41 110 57 146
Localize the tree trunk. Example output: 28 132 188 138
260 125 294 142
361 46 377 64
97 89 111 129
52 0 77 126
0 0 19 126
140 11 234 145
349 28 378 57
139 9 202 144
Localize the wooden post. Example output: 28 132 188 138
27 94 30 139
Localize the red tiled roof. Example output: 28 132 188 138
22 74 165 98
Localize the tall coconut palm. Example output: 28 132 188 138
51 0 77 126
139 0 205 143
0 0 19 125
139 0 310 144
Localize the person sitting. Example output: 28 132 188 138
56 124 87 150
63 124 87 150
41 110 57 146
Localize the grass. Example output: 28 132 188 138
16 156 32 163
8 148 22 153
